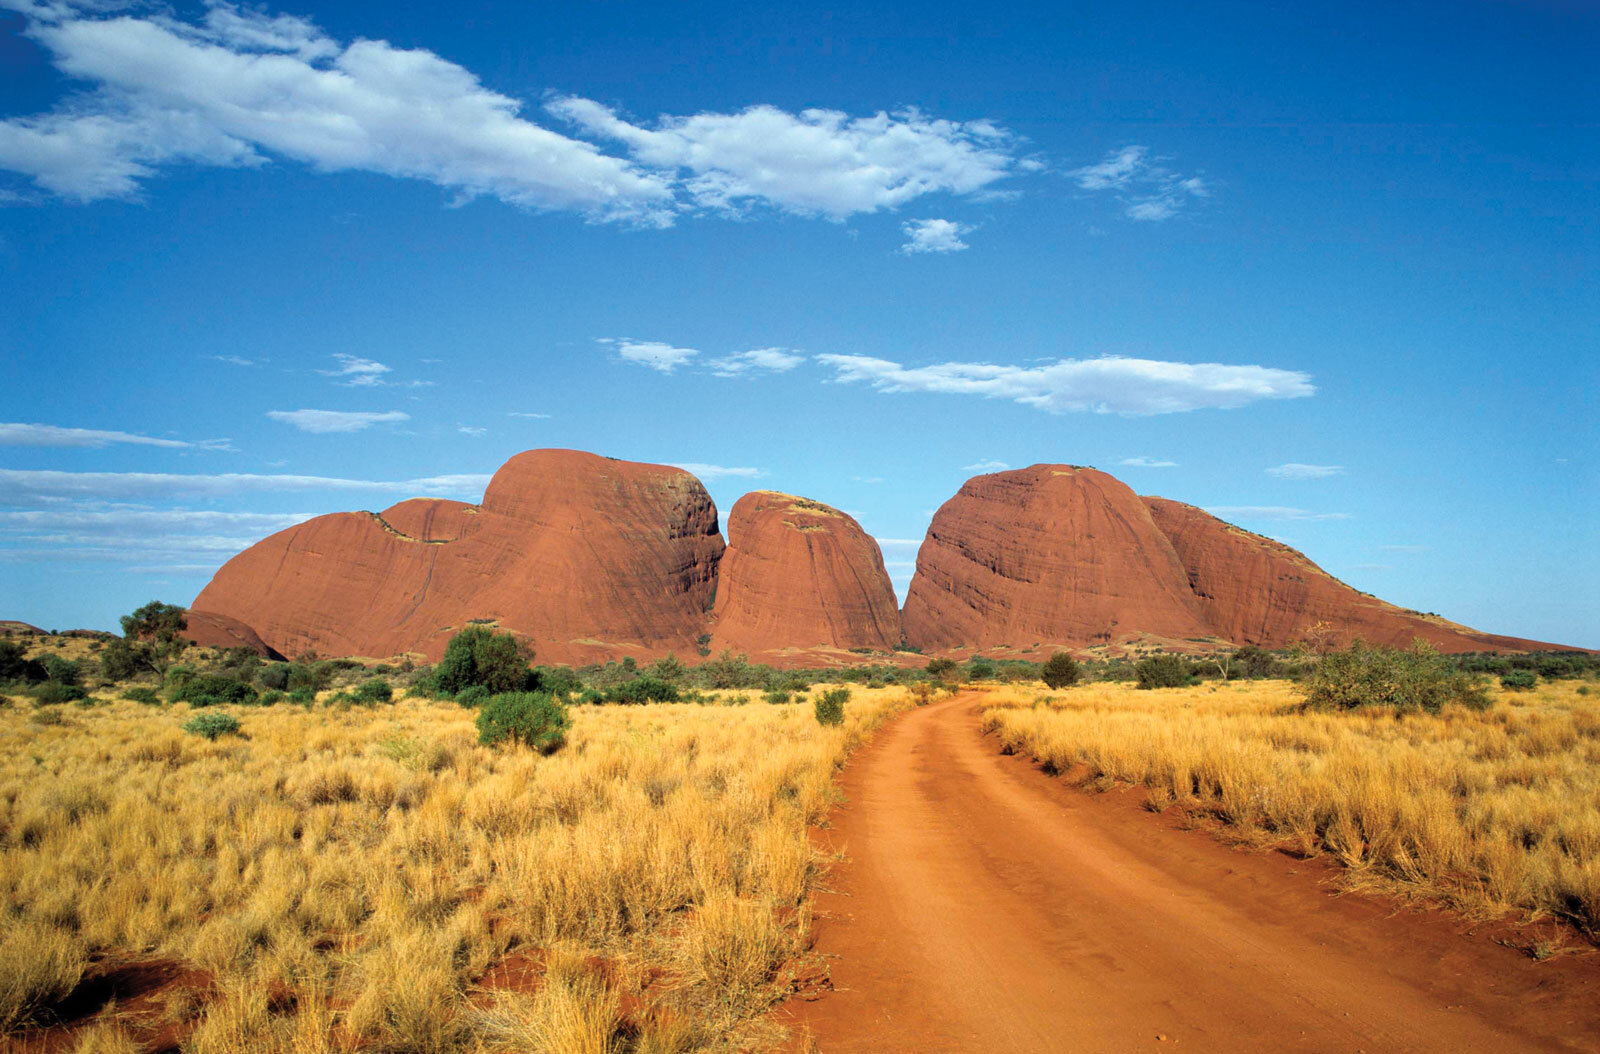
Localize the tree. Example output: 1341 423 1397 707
111 600 190 676
435 626 533 695
1041 652 1080 689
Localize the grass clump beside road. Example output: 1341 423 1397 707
0 686 909 1049
981 675 1600 938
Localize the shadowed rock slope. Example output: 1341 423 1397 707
193 450 725 664
1142 496 1560 653
712 491 903 658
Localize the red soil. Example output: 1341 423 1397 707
781 694 1600 1052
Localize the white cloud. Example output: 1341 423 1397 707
318 354 391 386
874 538 924 547
0 469 491 504
457 425 487 436
1067 146 1208 222
549 98 1031 220
962 459 1010 472
668 463 763 481
707 347 804 376
508 411 552 419
1118 456 1178 468
1207 506 1350 522
0 1 673 221
900 218 971 254
214 354 255 366
1266 462 1345 480
0 4 1033 226
817 353 1313 415
600 338 699 373
266 409 410 433
0 422 230 449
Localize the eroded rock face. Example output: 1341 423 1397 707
1142 497 1558 653
193 450 724 663
901 465 1213 650
713 491 903 656
182 610 284 659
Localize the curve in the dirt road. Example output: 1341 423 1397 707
781 693 1600 1053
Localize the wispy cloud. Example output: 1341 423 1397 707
550 98 1034 220
317 354 392 387
706 348 804 376
599 338 699 373
900 218 971 254
266 409 410 433
0 422 231 450
668 462 763 481
508 412 552 419
457 425 487 437
1067 146 1208 222
0 469 491 505
817 354 1313 415
0 3 1034 226
1207 506 1350 522
962 459 1010 472
213 354 256 367
1118 456 1178 468
1266 462 1345 480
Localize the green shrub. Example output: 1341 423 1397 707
455 685 490 708
925 657 958 680
0 640 45 684
1230 645 1279 679
351 677 392 705
966 658 996 681
32 682 87 704
40 654 81 686
287 687 315 707
258 663 293 691
1134 654 1191 690
183 712 241 740
475 691 570 751
1303 641 1490 714
1041 652 1080 689
814 686 848 726
121 686 161 705
170 674 257 707
436 627 534 696
763 688 792 705
258 689 285 706
1500 670 1537 691
609 676 680 705
532 665 581 698
576 687 606 706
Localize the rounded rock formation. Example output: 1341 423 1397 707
193 450 724 663
712 491 903 657
902 465 1213 651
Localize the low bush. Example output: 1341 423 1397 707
1041 652 1080 689
1302 641 1490 714
763 688 791 705
814 687 848 726
0 639 46 685
532 665 581 698
1501 670 1537 692
435 627 534 696
475 691 570 751
258 662 293 691
925 657 958 681
351 677 393 705
121 686 161 705
287 688 315 707
40 654 81 687
32 681 87 705
908 682 935 706
259 689 286 706
170 674 257 707
455 685 490 708
609 676 680 705
183 712 241 740
1134 654 1192 690
966 658 996 681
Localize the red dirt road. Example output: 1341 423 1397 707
782 694 1600 1052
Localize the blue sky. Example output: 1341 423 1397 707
1 0 1595 646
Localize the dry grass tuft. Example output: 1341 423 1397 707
0 687 907 1048
981 679 1600 935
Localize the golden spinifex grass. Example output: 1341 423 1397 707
980 680 1600 936
0 688 907 1050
